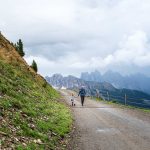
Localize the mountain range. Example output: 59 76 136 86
45 74 116 94
81 70 150 94
45 74 150 108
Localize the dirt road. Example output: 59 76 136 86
60 90 150 150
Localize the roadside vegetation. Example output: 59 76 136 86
92 97 150 113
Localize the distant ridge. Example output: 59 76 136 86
46 74 150 109
45 74 116 95
81 70 150 94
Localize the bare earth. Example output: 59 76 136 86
60 90 150 150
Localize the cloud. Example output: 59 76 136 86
68 31 150 67
107 31 150 66
1 0 150 76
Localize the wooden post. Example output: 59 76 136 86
96 89 99 98
125 94 127 105
107 91 109 101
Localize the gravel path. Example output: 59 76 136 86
60 90 150 150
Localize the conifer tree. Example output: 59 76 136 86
16 39 25 57
31 60 38 72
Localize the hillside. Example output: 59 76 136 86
0 33 72 149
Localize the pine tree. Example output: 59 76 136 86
16 39 25 57
31 60 38 72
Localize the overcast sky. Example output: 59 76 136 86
1 0 150 77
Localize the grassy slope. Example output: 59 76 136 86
0 35 72 149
